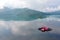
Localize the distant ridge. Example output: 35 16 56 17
0 8 48 21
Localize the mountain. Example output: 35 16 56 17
46 11 60 15
0 8 48 21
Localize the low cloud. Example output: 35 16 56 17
43 6 60 12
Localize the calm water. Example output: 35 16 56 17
0 15 60 40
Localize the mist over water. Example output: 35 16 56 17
0 15 60 40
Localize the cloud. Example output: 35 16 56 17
0 0 60 12
42 6 60 12
0 0 29 8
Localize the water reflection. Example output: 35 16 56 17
0 19 60 40
0 15 60 40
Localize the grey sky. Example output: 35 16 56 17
0 0 60 12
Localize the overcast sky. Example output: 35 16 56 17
0 0 60 12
